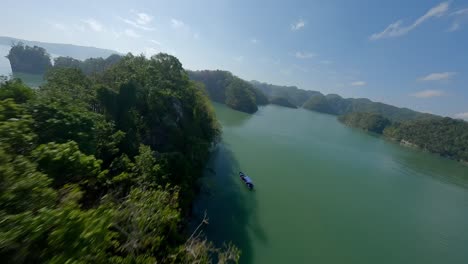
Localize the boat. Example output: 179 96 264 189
239 172 254 189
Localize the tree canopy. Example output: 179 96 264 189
188 70 267 113
0 52 240 263
6 43 52 74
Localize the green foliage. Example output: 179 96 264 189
338 110 468 162
53 54 122 75
251 80 321 107
0 79 35 103
383 118 468 161
0 51 235 263
32 141 103 187
225 77 258 113
303 94 335 114
303 94 435 121
270 97 298 108
339 112 391 133
188 70 268 113
6 43 52 74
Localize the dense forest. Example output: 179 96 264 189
338 112 391 134
188 70 267 113
303 93 435 121
250 80 321 107
269 97 297 108
0 53 240 263
6 43 52 74
339 112 468 162
54 54 122 75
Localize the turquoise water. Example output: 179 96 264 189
194 103 468 264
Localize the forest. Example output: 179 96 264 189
339 112 468 162
6 43 52 74
188 70 267 113
53 54 122 75
0 53 240 263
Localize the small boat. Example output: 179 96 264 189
239 172 254 189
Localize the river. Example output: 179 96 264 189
193 103 468 264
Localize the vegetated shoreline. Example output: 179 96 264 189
338 113 468 165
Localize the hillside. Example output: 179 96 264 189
251 80 321 107
0 53 240 262
188 70 268 114
0 36 119 60
303 93 436 122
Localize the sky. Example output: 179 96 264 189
1 0 467 119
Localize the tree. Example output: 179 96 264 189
6 43 52 74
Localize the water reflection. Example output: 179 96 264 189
193 142 266 263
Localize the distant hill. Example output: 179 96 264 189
0 36 120 60
188 70 268 113
250 80 321 107
303 93 436 121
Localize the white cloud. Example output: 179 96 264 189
370 1 449 40
449 8 468 32
193 32 200 39
135 12 153 25
120 18 155 31
410 89 445 98
250 38 259 44
295 51 316 59
119 12 155 31
124 29 141 38
171 18 185 28
149 39 162 46
82 18 104 32
454 112 468 120
233 56 244 62
419 72 456 81
320 60 333 65
351 81 367 87
291 19 306 31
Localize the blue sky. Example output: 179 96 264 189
1 0 467 119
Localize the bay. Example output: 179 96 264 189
194 103 468 264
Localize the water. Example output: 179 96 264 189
194 103 468 264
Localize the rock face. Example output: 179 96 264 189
7 44 52 74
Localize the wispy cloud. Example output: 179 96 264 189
82 18 104 32
449 8 468 32
454 112 468 120
124 29 141 38
120 18 155 31
419 72 456 81
171 18 185 29
351 81 367 87
291 19 306 31
295 51 316 59
135 12 153 25
149 39 162 46
370 1 449 40
410 89 445 98
119 12 155 31
250 38 259 44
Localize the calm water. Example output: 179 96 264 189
193 103 468 264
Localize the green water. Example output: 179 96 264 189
193 103 468 264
